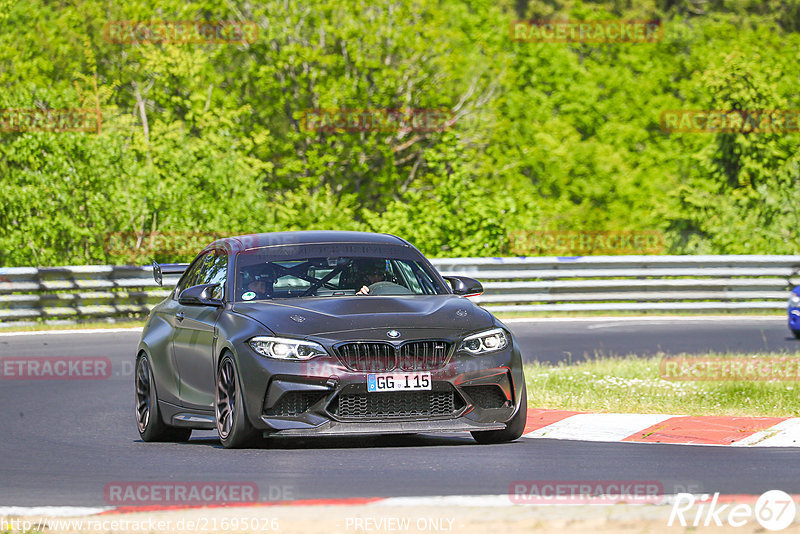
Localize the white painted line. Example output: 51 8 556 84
374 494 685 507
523 413 674 442
732 418 800 447
0 327 143 337
373 495 514 507
0 496 694 514
0 506 110 516
503 316 782 324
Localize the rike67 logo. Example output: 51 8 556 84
669 491 797 531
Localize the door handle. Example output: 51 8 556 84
176 312 184 322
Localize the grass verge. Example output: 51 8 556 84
523 352 800 417
495 309 784 319
0 319 145 333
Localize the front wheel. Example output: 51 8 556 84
216 353 259 448
793 330 800 340
135 354 192 442
471 383 527 444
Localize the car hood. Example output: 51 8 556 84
230 295 495 337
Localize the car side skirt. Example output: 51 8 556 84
158 400 216 430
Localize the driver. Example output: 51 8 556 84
355 259 387 295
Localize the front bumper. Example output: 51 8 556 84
235 335 524 436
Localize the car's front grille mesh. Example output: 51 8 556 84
335 341 452 372
463 385 509 409
331 390 460 419
398 341 450 371
263 392 327 417
336 342 396 371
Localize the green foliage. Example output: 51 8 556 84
0 0 798 266
364 143 533 256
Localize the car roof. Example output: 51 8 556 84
206 231 410 254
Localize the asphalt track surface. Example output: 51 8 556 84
509 316 800 364
1 317 799 506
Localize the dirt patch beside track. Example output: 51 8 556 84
6 501 800 533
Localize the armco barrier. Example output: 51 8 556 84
0 255 798 325
0 266 180 323
433 255 800 313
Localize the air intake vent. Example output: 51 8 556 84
463 385 509 409
263 391 327 417
330 390 463 420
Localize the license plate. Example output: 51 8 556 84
367 372 432 392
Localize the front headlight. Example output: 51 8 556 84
789 293 800 308
459 328 508 355
248 336 327 360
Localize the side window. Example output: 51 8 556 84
196 251 227 300
174 252 210 300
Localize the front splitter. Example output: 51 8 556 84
261 418 505 438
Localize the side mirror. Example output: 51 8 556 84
151 261 189 287
178 283 223 307
443 276 483 297
152 260 163 286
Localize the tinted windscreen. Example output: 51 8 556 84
234 247 446 301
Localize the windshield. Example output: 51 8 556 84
234 250 446 301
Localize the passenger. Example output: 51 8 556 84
247 279 270 298
241 264 275 299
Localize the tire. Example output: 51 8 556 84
471 382 527 445
793 330 800 340
216 353 259 448
135 354 192 442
